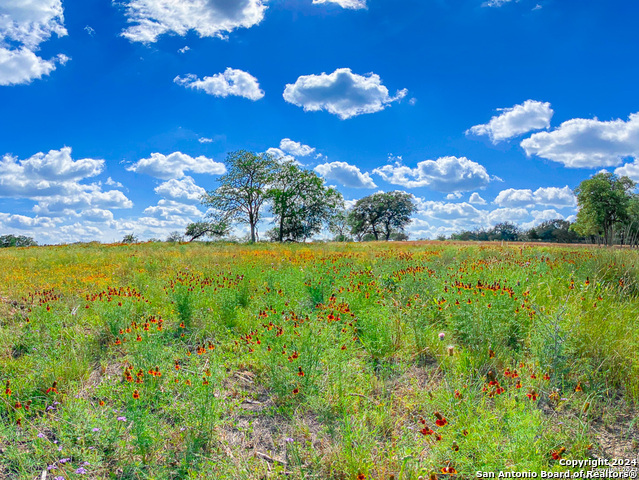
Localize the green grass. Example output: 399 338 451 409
0 241 638 479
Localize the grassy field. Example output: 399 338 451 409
0 241 638 479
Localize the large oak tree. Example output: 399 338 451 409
201 150 278 243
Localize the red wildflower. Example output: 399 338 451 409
434 412 448 426
551 447 566 460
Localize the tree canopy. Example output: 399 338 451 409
0 234 37 248
201 150 278 243
266 161 343 242
348 191 416 241
572 172 636 246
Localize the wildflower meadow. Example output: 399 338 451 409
0 241 638 479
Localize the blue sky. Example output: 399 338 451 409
1 0 639 243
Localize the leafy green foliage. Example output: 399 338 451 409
184 218 230 242
201 150 278 243
121 234 138 244
267 161 343 242
348 191 416 241
572 172 636 245
0 234 37 248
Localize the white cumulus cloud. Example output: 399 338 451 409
614 160 639 182
154 176 207 203
127 152 226 180
118 0 267 43
32 188 133 214
0 48 67 86
283 68 407 120
0 147 104 197
521 209 565 230
143 199 203 219
279 138 315 157
521 112 639 168
486 207 530 225
0 0 66 48
0 0 69 85
469 192 487 205
467 100 553 143
494 186 577 209
312 0 367 9
0 212 59 229
314 161 377 188
174 68 264 100
417 201 483 220
372 156 495 192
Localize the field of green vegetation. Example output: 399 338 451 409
1 242 638 479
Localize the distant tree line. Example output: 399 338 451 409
0 234 37 248
447 220 585 244
447 173 638 246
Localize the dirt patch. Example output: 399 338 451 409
216 370 330 472
0 295 26 321
76 362 125 400
591 409 639 459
